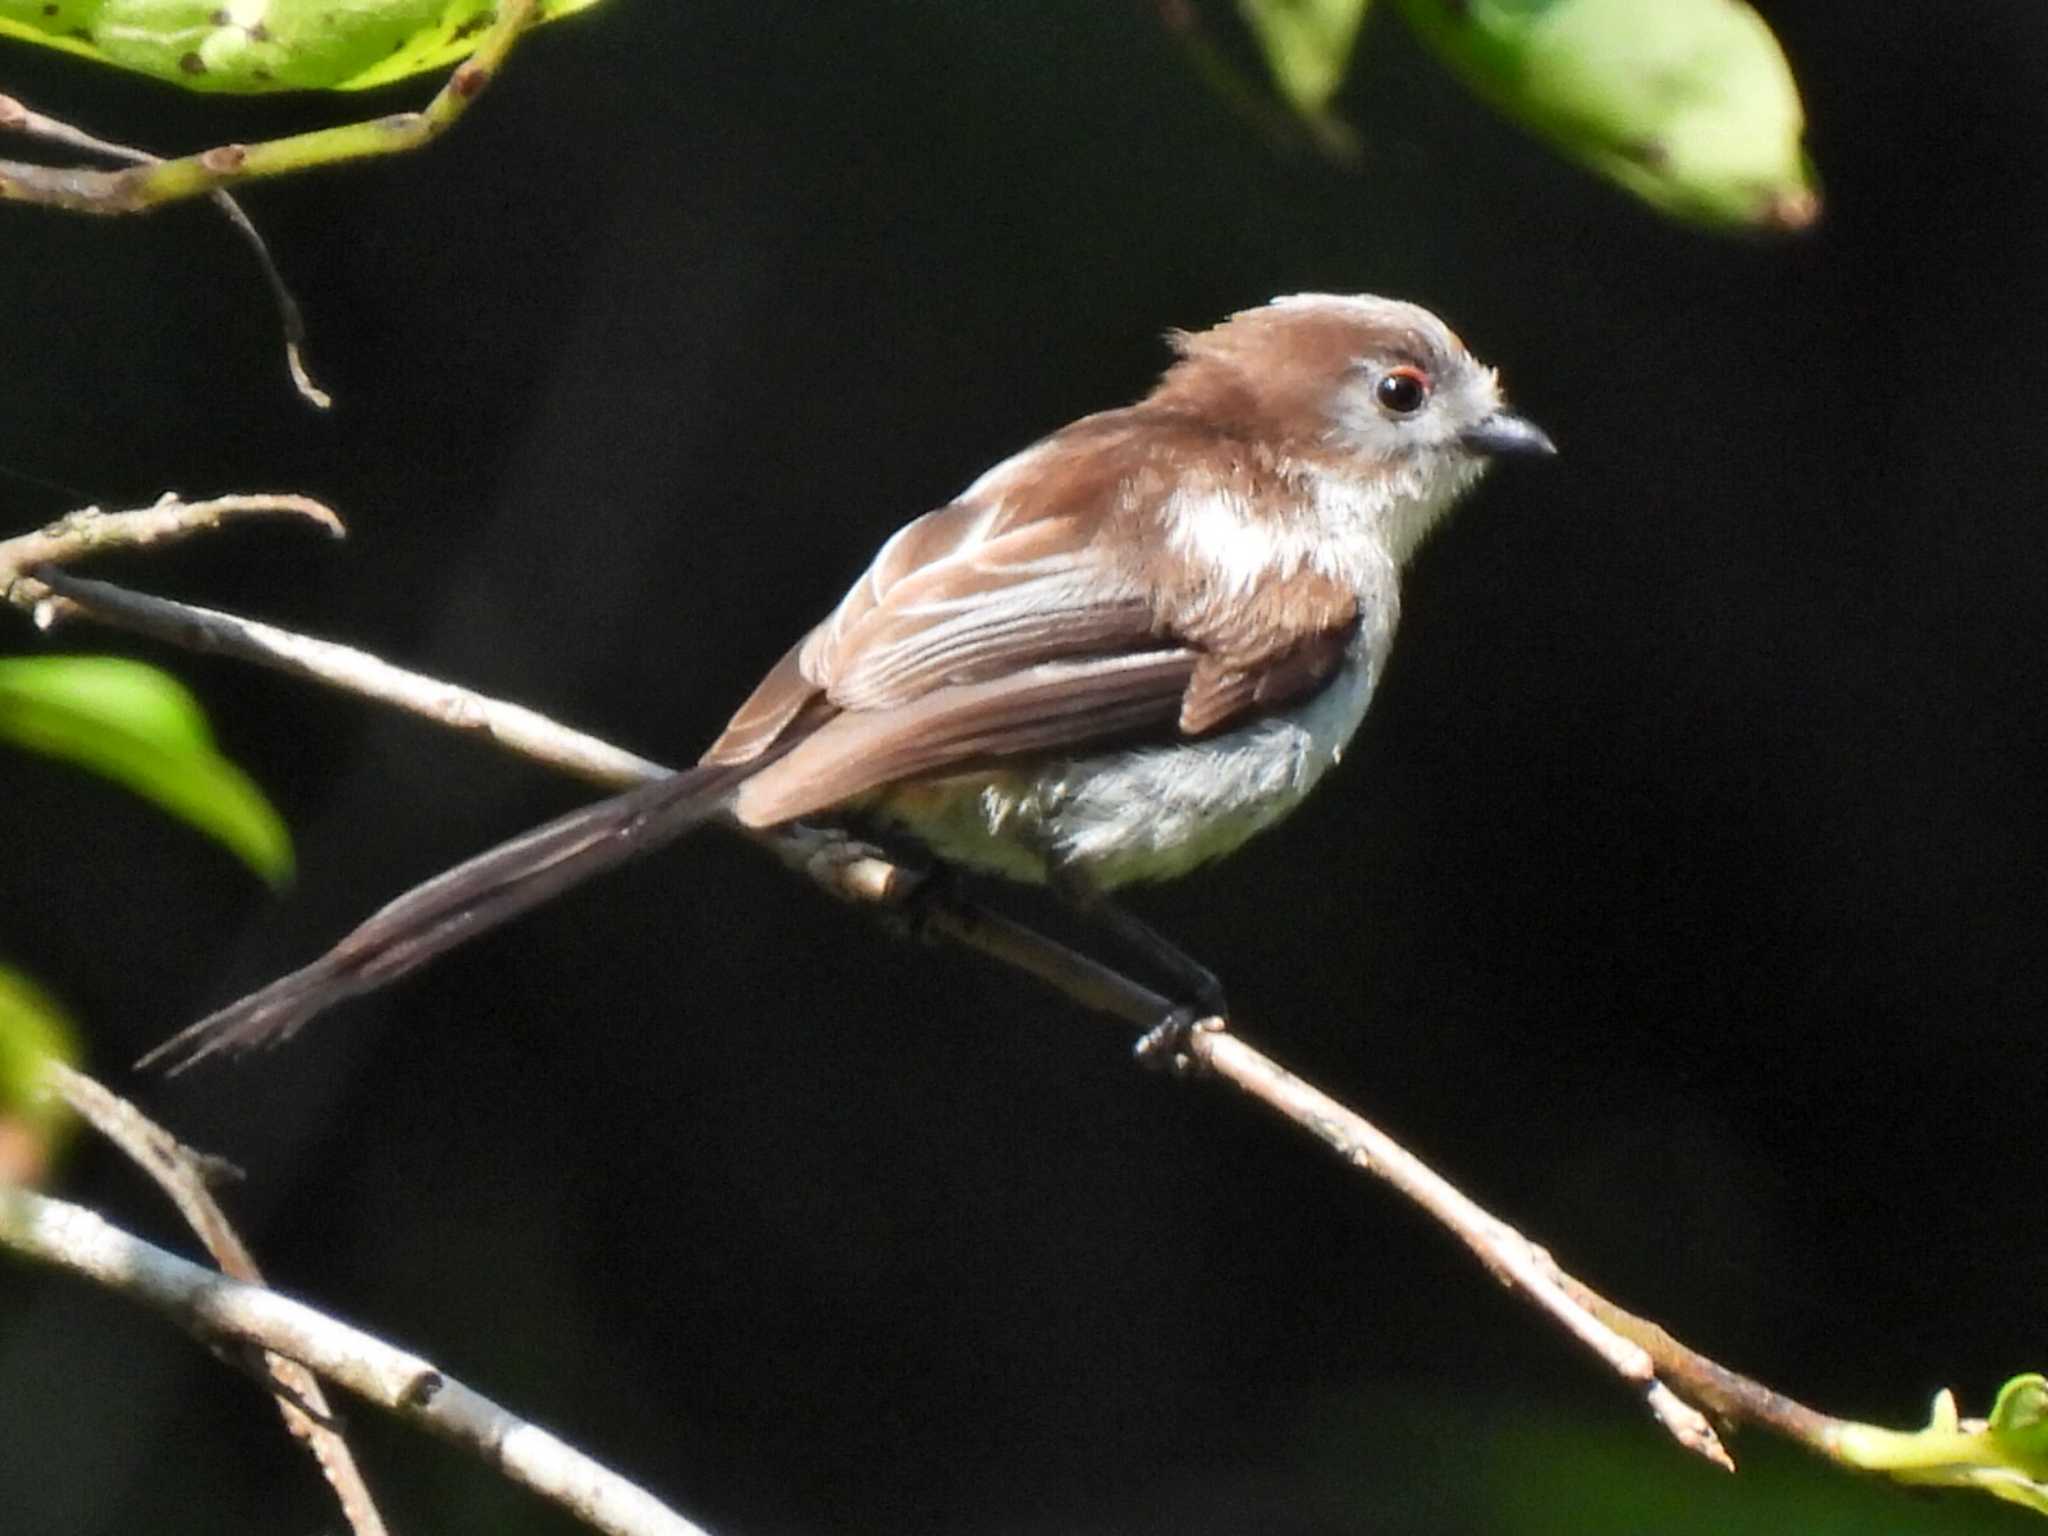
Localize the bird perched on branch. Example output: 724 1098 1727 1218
145 293 1553 1072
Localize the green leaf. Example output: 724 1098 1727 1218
1239 0 1374 116
0 964 78 1184
1395 0 1819 232
0 655 292 884
1990 1377 2048 1482
1307 1390 2028 1533
0 0 604 94
1832 1381 2048 1516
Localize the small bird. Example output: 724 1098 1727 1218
145 293 1554 1071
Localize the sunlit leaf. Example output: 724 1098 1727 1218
1394 0 1819 232
1831 1382 2048 1517
1239 0 1374 116
1309 1391 2027 1532
1990 1376 2048 1480
0 0 603 93
0 965 78 1185
0 655 291 884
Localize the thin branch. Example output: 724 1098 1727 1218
0 493 344 615
0 93 330 408
33 570 664 788
0 1185 717 1536
5 517 1965 1489
3 561 1776 1467
1192 1027 1730 1459
48 1066 389 1536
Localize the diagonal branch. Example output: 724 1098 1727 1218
0 1182 717 1536
13 499 2022 1502
34 568 663 788
47 1065 389 1536
7 540 1753 1464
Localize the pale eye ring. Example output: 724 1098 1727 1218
1374 366 1430 415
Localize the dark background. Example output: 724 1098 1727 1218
3 3 2046 1532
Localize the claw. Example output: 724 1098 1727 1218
1134 1007 1221 1074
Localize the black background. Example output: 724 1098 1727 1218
3 3 2047 1532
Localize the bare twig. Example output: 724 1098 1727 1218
47 1066 389 1536
0 94 330 408
33 570 664 788
0 493 344 615
0 1185 717 1536
1193 1028 1732 1459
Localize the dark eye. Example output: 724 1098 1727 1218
1375 366 1430 415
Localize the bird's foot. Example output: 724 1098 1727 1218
884 861 968 947
1133 1003 1226 1075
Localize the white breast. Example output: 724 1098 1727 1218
886 633 1385 890
1046 640 1381 886
863 465 1411 889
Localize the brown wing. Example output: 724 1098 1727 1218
1177 624 1357 736
732 651 1199 825
704 412 1379 826
702 419 1164 767
701 639 820 766
809 508 1154 710
1169 563 1364 735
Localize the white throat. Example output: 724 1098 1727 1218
1164 457 1482 599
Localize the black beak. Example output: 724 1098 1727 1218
1460 411 1557 459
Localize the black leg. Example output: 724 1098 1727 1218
1048 867 1229 1070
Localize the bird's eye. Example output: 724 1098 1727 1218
1374 366 1430 415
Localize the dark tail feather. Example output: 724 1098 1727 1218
141 764 745 1074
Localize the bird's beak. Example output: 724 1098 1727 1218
1460 411 1557 459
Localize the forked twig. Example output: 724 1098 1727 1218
46 1066 390 1536
0 1182 715 1536
0 492 343 615
0 0 556 405
0 94 330 407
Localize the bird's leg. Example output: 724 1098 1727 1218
1047 865 1228 1071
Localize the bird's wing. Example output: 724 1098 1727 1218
730 650 1201 825
704 419 1380 825
704 420 1163 765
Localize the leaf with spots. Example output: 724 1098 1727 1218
0 0 604 93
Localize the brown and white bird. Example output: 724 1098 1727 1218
146 293 1553 1070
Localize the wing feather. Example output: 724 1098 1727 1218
733 651 1198 826
809 510 1152 709
701 413 1382 817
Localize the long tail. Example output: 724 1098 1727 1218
141 764 747 1073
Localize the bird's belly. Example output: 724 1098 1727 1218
870 658 1379 889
